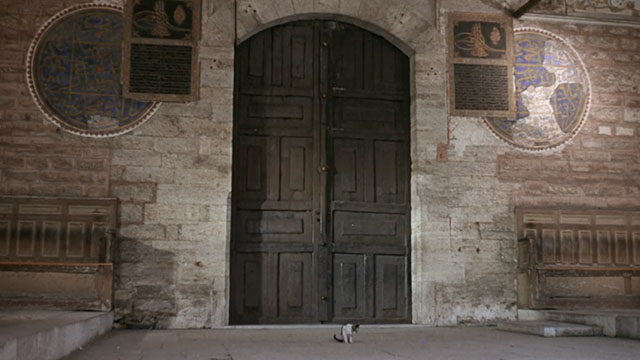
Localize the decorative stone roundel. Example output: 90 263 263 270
26 4 159 137
483 28 591 151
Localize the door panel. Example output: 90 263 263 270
332 139 366 203
239 24 314 94
333 212 406 248
278 253 313 319
232 20 410 324
333 254 367 320
238 96 313 135
374 140 407 205
232 252 268 323
375 255 407 320
328 22 410 323
235 210 312 244
280 137 313 201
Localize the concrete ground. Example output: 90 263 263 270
63 325 640 360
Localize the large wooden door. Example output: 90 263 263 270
231 20 410 324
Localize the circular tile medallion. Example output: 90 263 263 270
483 28 591 151
26 4 159 137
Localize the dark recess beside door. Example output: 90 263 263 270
231 20 410 324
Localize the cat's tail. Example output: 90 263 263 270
333 334 344 343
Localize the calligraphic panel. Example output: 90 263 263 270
448 13 515 117
483 28 591 151
122 0 201 102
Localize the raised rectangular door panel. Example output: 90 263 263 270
235 210 312 244
333 212 405 248
239 23 314 95
375 255 407 320
235 136 279 202
333 254 366 320
333 98 404 134
278 253 313 319
374 140 407 205
280 137 314 202
332 138 366 203
231 252 269 324
238 96 313 136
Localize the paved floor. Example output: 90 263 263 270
63 325 640 360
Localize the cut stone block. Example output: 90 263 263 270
497 320 602 337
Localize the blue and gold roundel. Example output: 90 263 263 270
27 5 158 137
484 28 591 151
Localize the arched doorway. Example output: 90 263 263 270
231 20 410 324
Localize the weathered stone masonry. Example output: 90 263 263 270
0 0 638 327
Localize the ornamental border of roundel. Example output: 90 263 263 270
481 27 592 153
25 3 160 138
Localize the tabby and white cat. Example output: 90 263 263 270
333 323 360 344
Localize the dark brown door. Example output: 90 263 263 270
231 20 410 324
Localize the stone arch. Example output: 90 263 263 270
236 13 415 56
234 0 436 54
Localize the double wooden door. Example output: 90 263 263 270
231 20 410 324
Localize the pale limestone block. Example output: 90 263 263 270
120 203 144 223
199 87 233 105
211 104 234 123
273 0 295 17
112 150 162 167
121 167 176 184
199 60 234 89
405 0 436 26
161 153 231 170
314 0 340 13
449 118 502 159
338 0 361 16
235 1 263 40
616 126 635 136
159 102 213 118
178 223 225 241
154 138 199 154
145 204 205 224
112 136 156 150
200 45 234 61
292 0 315 13
179 119 231 140
111 183 155 202
598 126 612 135
207 203 229 223
238 0 280 27
198 135 232 158
388 9 432 47
176 168 230 185
157 184 229 205
202 0 235 47
120 224 165 240
624 107 640 122
357 0 392 34
132 115 186 137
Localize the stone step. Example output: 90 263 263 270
497 320 602 337
0 310 113 360
519 309 640 339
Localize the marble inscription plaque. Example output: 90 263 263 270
448 12 515 117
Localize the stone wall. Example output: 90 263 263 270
0 0 638 328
